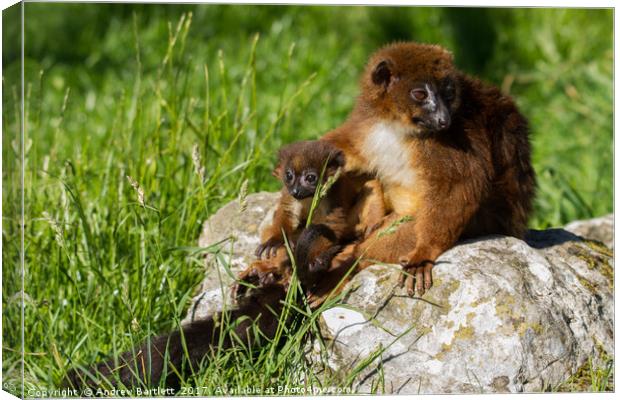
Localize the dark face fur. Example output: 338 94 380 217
363 43 461 137
283 165 320 200
274 141 344 200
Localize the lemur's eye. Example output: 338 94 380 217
410 88 428 102
305 173 317 184
285 170 294 181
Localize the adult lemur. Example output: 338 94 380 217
322 42 535 295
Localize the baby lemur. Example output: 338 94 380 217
256 140 346 260
233 141 385 307
255 140 384 278
322 42 536 295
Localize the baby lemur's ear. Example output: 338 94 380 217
273 145 291 178
327 149 345 172
272 163 283 178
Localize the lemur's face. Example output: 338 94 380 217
273 141 345 200
365 43 462 137
399 76 457 135
282 164 320 200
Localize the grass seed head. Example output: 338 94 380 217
319 167 342 199
192 144 206 183
126 175 145 207
378 215 414 238
238 179 249 213
42 211 65 248
131 318 140 332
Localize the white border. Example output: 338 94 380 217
0 1 616 400
0 0 615 9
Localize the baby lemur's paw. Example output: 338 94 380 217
231 278 252 302
232 272 276 301
232 260 287 301
255 237 284 259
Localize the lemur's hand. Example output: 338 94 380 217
255 237 284 259
232 261 282 301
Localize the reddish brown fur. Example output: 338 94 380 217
321 42 535 295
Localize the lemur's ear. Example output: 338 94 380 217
327 149 345 171
272 163 283 178
371 60 393 87
273 144 292 178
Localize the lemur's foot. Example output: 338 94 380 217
255 237 284 259
397 258 433 297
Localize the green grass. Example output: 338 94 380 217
2 4 613 395
554 350 614 392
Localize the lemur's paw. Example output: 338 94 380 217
398 256 433 297
255 237 284 259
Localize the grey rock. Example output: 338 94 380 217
183 191 279 324
187 194 613 393
312 233 613 393
564 214 614 250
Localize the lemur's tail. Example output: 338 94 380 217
62 282 287 392
63 224 347 393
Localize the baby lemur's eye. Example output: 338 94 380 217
285 170 294 181
305 173 317 184
410 88 428 102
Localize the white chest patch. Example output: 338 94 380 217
291 197 326 229
290 200 305 229
362 121 417 187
